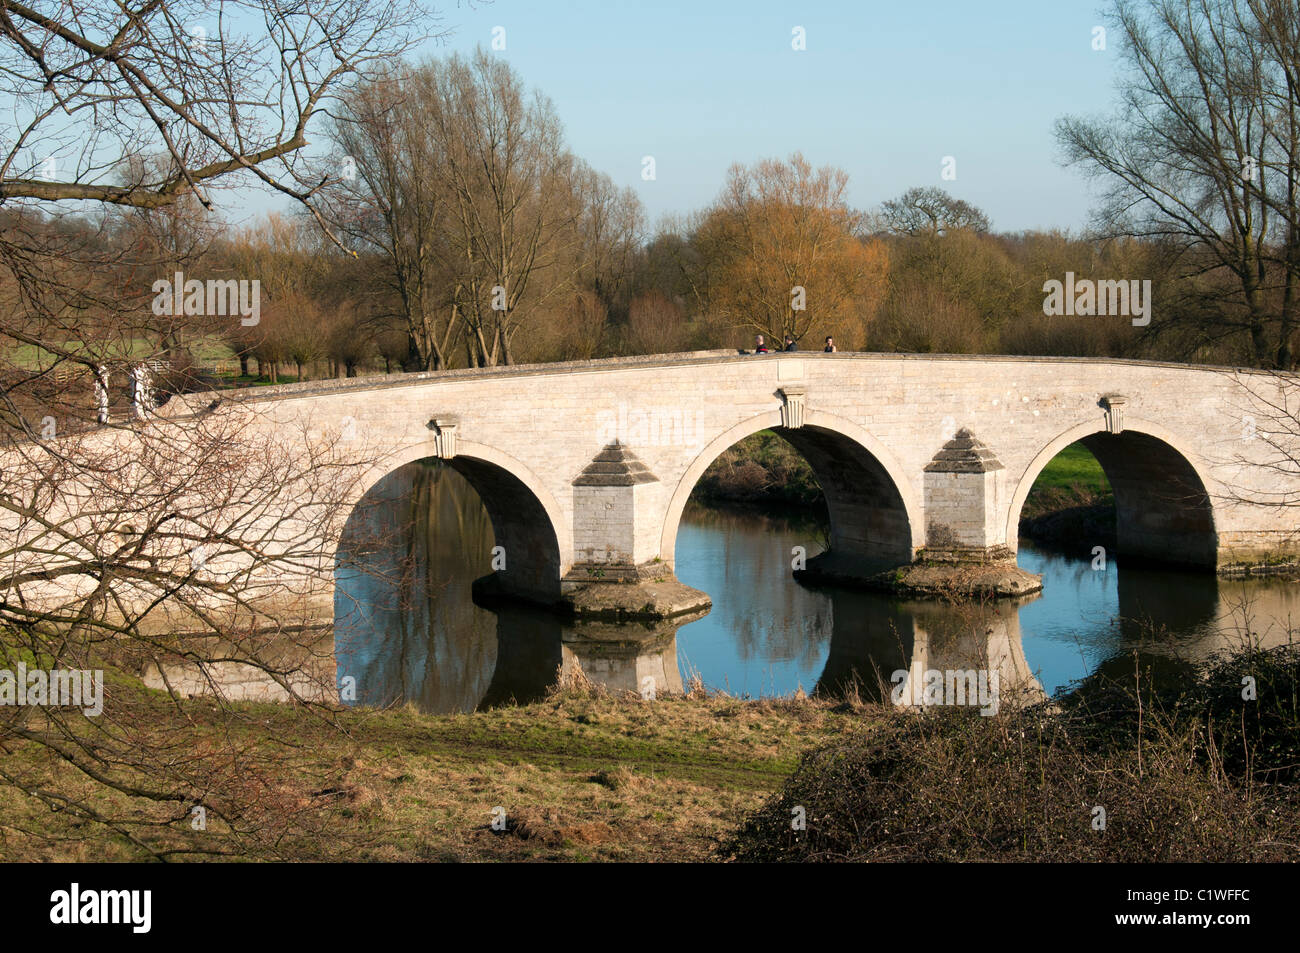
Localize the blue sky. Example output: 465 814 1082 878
247 0 1123 233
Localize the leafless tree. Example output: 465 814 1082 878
1056 0 1300 369
878 186 992 237
330 50 626 368
0 0 440 858
0 0 434 230
326 64 463 370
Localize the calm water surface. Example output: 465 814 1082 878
334 462 1300 713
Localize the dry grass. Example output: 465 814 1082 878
0 680 867 862
8 643 1294 863
724 643 1300 862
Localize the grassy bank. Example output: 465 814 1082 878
0 677 867 862
1019 441 1113 519
1018 442 1116 550
4 642 1297 862
692 431 825 509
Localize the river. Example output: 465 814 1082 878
332 461 1300 713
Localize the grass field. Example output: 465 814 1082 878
6 336 236 368
1019 442 1112 522
0 679 869 862
1029 442 1109 495
6 643 1296 862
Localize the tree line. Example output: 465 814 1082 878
8 0 1300 391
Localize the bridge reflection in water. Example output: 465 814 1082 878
148 461 1300 711
322 462 1298 714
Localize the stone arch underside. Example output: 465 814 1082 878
1076 431 1217 569
338 452 564 615
774 425 915 568
449 456 564 602
661 412 916 576
1008 422 1218 570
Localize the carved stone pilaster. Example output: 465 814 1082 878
778 386 808 429
1100 394 1128 434
428 416 459 459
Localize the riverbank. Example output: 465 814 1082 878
726 643 1300 861
692 430 827 511
1015 442 1116 551
0 676 867 862
4 641 1297 862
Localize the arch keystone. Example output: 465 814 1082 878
778 385 808 429
1099 394 1128 434
427 416 460 459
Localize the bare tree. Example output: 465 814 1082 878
572 164 645 322
327 64 463 370
415 49 587 366
878 186 992 237
328 50 647 369
0 0 434 236
0 0 441 858
0 402 377 857
622 291 688 355
1056 0 1300 369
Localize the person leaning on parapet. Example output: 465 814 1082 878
783 335 798 352
823 336 837 353
753 334 770 354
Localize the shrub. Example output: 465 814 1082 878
723 643 1300 862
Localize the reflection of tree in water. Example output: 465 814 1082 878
336 461 499 713
680 502 830 674
680 500 827 539
341 468 709 712
1115 561 1217 653
1063 650 1201 711
334 476 1300 714
477 605 562 709
1067 563 1300 701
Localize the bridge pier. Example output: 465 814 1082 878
557 441 711 620
561 619 691 697
899 428 1041 596
471 441 711 621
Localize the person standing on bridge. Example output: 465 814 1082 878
823 336 837 353
753 335 770 354
783 335 798 352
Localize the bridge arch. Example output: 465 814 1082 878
660 409 921 567
1006 417 1218 569
340 440 569 608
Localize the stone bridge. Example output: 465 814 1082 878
143 349 1300 622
